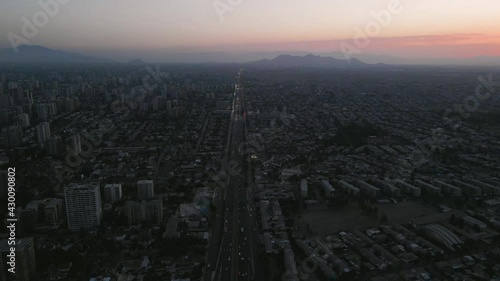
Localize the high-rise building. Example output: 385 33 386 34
0 238 36 281
300 179 308 198
44 198 63 225
65 98 76 112
17 113 30 128
2 125 22 148
47 136 63 155
124 199 163 225
137 180 154 200
36 103 49 120
7 82 17 91
36 122 51 146
25 92 33 104
15 106 23 116
104 184 123 203
64 183 102 232
67 134 82 154
47 103 57 116
35 103 57 119
22 103 33 118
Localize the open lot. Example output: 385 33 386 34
296 200 438 236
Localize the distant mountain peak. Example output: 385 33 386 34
18 45 46 50
128 58 146 65
0 45 111 64
248 54 369 68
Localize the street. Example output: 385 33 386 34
205 69 262 281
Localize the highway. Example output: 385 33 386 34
204 69 262 281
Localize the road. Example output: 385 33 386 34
204 69 262 281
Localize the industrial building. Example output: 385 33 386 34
451 179 482 196
321 180 336 198
414 180 442 196
338 180 360 196
357 180 381 198
434 180 461 197
376 181 402 197
394 180 421 197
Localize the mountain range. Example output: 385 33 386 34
1 45 500 67
249 54 374 68
0 45 111 64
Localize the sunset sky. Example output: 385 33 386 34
1 0 500 62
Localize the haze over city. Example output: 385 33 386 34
1 0 500 63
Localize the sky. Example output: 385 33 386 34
1 0 500 62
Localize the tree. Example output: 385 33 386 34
380 214 388 223
450 214 457 224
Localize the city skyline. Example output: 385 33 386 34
2 2 500 281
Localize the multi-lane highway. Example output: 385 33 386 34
204 69 261 281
